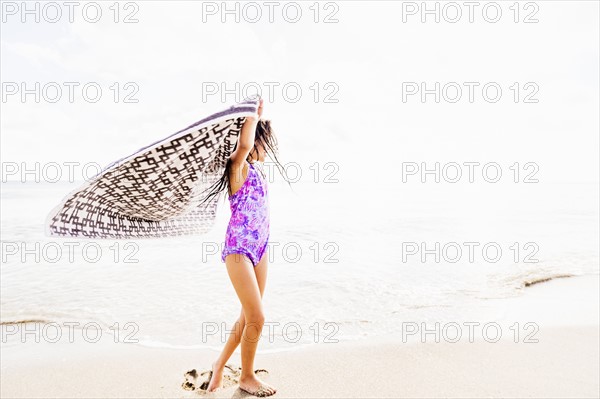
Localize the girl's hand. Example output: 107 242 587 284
257 98 264 118
246 98 263 122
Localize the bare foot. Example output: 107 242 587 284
206 362 225 392
239 374 277 397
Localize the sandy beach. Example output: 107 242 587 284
2 274 598 399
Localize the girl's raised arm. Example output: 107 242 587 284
230 98 263 165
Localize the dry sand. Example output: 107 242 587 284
2 275 599 398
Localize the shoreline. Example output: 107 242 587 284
2 274 599 398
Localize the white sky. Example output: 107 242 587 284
1 1 598 184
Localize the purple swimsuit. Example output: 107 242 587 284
221 161 270 267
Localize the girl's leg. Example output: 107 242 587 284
207 254 268 391
252 249 269 298
209 253 275 395
206 308 245 391
225 253 275 395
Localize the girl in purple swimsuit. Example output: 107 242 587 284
200 99 284 397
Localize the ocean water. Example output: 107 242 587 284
1 177 598 353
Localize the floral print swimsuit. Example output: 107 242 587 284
221 161 270 267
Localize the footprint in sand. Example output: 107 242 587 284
182 364 269 393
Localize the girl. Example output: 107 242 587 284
201 98 279 397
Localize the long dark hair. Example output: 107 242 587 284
199 119 288 207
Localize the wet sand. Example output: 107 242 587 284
1 275 598 398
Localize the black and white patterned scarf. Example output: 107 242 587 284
45 96 261 239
